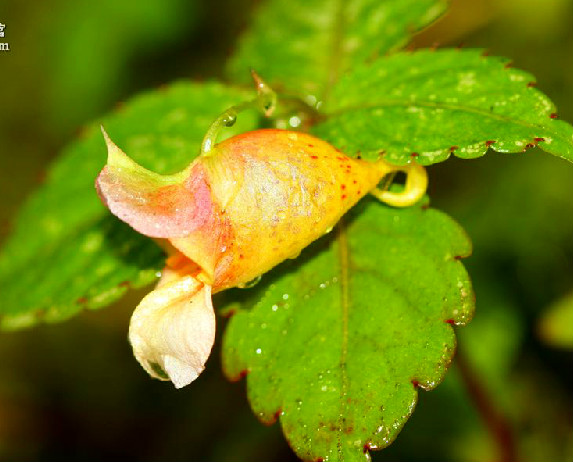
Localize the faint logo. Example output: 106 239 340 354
0 22 9 51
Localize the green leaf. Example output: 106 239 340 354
0 81 259 329
228 0 447 96
222 198 474 462
312 49 573 165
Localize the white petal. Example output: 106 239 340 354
129 274 215 388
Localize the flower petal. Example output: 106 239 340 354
96 128 213 238
128 271 215 388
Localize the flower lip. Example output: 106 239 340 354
129 269 215 389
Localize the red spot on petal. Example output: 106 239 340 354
357 190 361 195
363 443 371 453
76 297 88 305
118 280 131 288
239 370 249 379
411 380 420 388
341 195 347 200
550 113 558 119
310 155 319 159
504 61 513 69
308 144 314 148
411 152 419 158
526 81 537 88
453 255 462 260
449 146 459 152
353 180 358 184
534 137 545 142
239 254 244 259
341 184 346 190
445 319 455 325
485 140 496 147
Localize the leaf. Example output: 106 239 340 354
228 0 447 96
222 198 474 462
0 81 259 329
312 49 573 165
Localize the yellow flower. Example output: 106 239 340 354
96 127 426 387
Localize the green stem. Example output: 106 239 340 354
200 70 277 156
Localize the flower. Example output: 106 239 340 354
96 127 425 387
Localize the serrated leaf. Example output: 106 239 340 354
0 81 259 329
228 0 447 96
222 198 474 462
312 49 573 165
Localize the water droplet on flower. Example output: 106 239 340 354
282 294 289 300
255 348 262 355
223 113 237 127
237 275 262 289
289 116 302 128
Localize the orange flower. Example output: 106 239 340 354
96 128 426 387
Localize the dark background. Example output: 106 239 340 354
0 0 572 460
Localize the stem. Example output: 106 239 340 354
200 70 277 156
455 343 519 462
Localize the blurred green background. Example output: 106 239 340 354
0 0 572 460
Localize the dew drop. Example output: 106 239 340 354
289 116 302 128
223 113 237 127
288 250 301 260
237 275 262 289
